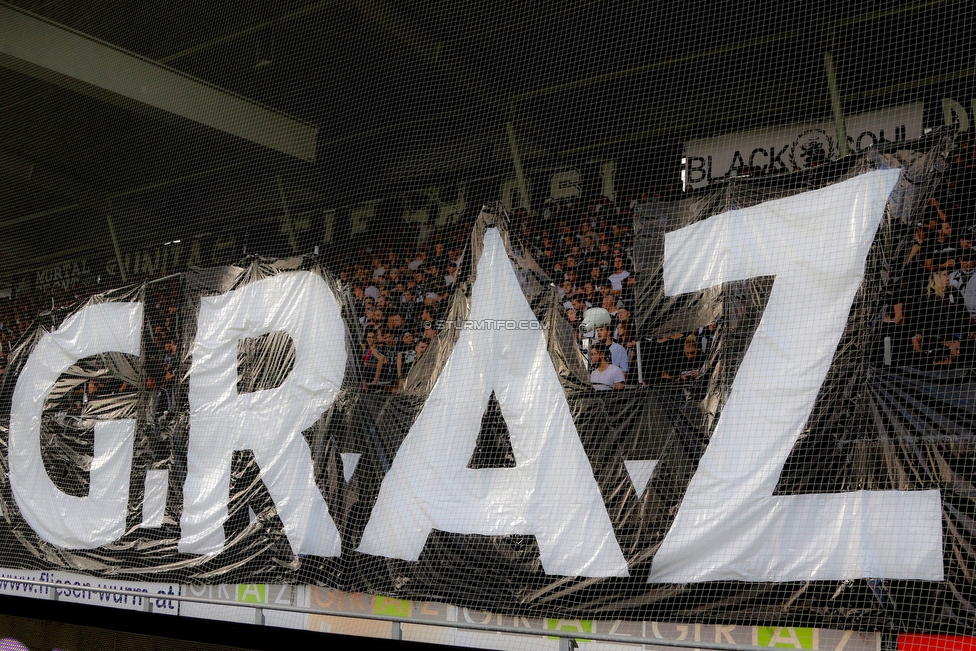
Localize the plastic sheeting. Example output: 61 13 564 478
650 170 942 583
0 134 972 636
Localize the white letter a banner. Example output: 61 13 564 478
358 227 628 577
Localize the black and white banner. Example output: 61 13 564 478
0 139 970 633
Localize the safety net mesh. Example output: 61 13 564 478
0 1 973 648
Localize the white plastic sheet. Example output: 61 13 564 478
650 169 943 582
9 302 142 549
179 271 345 557
359 228 628 577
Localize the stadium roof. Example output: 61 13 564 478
0 0 971 280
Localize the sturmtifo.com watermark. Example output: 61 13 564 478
432 319 543 330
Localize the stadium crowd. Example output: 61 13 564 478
3 136 975 402
339 237 464 392
337 195 643 391
339 193 714 392
0 187 806 397
879 131 976 368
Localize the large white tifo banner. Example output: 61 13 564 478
683 103 923 188
0 160 961 636
4 176 942 583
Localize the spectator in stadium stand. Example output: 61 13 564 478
565 255 579 276
614 308 637 367
570 298 590 321
351 285 366 315
957 228 974 255
397 337 428 389
538 243 556 275
601 294 618 320
395 331 416 382
907 199 946 260
589 264 604 285
560 234 575 258
371 257 386 280
566 305 580 329
621 274 637 309
421 291 442 319
877 280 907 360
614 306 631 335
909 269 973 366
359 299 376 331
582 281 598 306
364 282 380 302
361 330 387 392
408 250 427 271
609 258 630 295
590 343 625 391
358 264 375 285
378 330 399 388
920 220 957 273
370 306 387 330
550 258 563 279
400 290 421 322
579 209 592 230
431 242 449 270
660 334 701 381
615 316 637 370
565 268 580 290
415 305 435 329
905 223 928 268
411 268 429 295
421 322 438 345
387 312 405 338
448 246 463 269
390 282 405 306
581 234 595 256
596 324 628 378
444 262 458 288
360 330 387 391
611 224 627 244
951 252 976 316
558 279 576 302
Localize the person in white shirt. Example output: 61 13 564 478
590 343 625 391
608 257 630 295
596 325 628 377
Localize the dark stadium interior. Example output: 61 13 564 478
0 0 972 285
1 1 976 650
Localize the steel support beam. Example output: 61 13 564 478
824 52 849 158
0 2 317 162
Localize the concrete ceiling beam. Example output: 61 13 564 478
0 3 318 162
